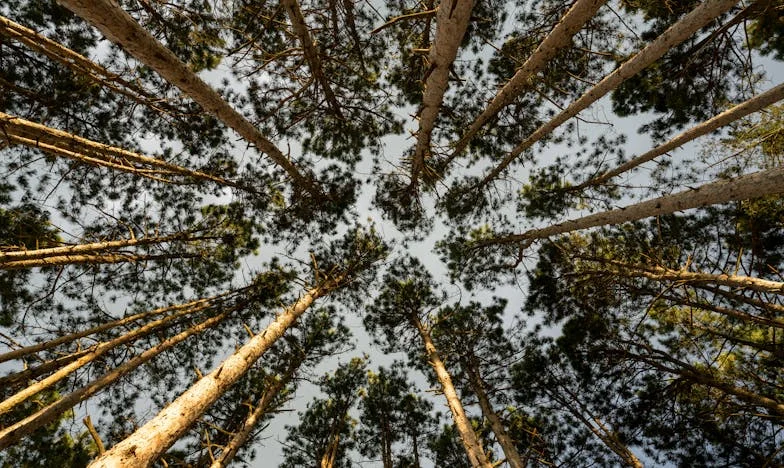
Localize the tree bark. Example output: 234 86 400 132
410 0 474 188
209 359 300 468
0 301 243 450
0 112 251 190
0 294 219 416
56 0 322 198
0 252 200 270
473 166 784 250
448 0 607 162
280 0 344 119
0 14 176 115
477 0 739 190
410 314 492 468
463 359 525 468
570 82 784 192
88 274 346 467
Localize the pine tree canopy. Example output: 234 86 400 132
1 0 783 466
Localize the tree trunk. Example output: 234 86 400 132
88 275 346 467
209 357 301 467
0 112 251 190
448 0 606 161
410 314 492 468
652 292 784 329
0 252 200 270
570 82 784 192
0 350 91 390
463 359 524 468
410 0 474 188
0 300 244 450
478 0 739 189
280 0 344 119
0 14 176 115
0 294 220 416
56 0 322 198
473 166 784 250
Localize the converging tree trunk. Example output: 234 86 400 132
475 0 739 191
410 0 474 188
410 314 492 468
448 0 607 162
56 0 322 198
88 273 348 467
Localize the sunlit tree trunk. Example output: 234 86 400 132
56 0 322 198
0 112 250 189
472 166 784 250
410 314 492 468
0 300 244 449
448 0 607 161
88 274 347 467
0 252 199 270
476 0 739 190
410 0 474 188
570 83 784 191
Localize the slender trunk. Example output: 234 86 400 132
448 0 607 161
280 0 344 119
0 252 200 270
410 0 474 187
88 275 345 467
472 166 784 250
0 350 91 390
210 359 301 468
0 15 176 115
546 384 642 468
463 360 524 468
410 314 492 468
321 431 341 468
477 0 739 190
0 291 236 364
570 83 784 192
696 284 784 316
653 292 784 329
600 260 784 295
688 323 781 355
0 301 242 450
56 0 322 198
0 112 251 190
0 294 219 415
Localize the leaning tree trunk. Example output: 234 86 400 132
0 299 246 450
463 357 525 468
410 314 492 468
209 359 301 468
472 165 784 251
477 0 739 190
0 252 199 270
448 0 606 161
281 0 344 119
88 274 347 467
570 82 784 192
0 15 176 115
0 112 251 190
0 292 222 416
410 0 474 188
56 0 322 198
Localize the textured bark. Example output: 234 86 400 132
571 82 784 191
0 112 250 189
410 0 474 187
0 302 241 450
280 0 344 118
210 360 300 467
0 295 218 416
0 252 199 270
478 0 740 189
0 15 175 115
474 166 784 249
464 360 524 468
411 315 492 468
56 0 322 198
448 0 607 161
88 276 345 467
603 261 784 295
0 291 238 364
